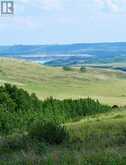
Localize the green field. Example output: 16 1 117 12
1 104 126 164
0 58 126 106
1 58 126 164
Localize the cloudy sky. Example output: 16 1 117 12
1 0 126 45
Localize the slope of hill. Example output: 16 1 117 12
0 58 126 105
0 58 126 164
0 95 126 164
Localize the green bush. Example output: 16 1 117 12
0 92 16 112
62 66 72 71
2 134 27 151
0 84 111 135
80 66 86 72
29 121 69 144
0 109 14 134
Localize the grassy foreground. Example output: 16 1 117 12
0 83 125 164
1 107 126 164
0 58 126 105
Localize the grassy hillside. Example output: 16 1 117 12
0 58 126 106
0 61 126 164
1 104 126 164
0 83 126 164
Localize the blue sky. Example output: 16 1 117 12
1 0 126 45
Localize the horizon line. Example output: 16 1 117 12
0 41 126 46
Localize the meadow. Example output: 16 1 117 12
0 58 126 164
0 58 126 106
0 83 126 164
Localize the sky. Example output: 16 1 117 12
0 0 126 45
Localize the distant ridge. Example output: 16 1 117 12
0 42 126 55
0 42 126 66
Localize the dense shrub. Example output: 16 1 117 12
0 83 111 135
29 120 69 144
0 91 16 112
0 84 111 120
80 66 86 72
42 97 111 122
0 109 15 134
1 83 41 112
2 134 28 151
62 66 72 71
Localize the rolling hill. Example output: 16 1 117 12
0 58 126 164
0 58 126 106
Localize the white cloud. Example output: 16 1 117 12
95 0 126 13
39 0 63 10
105 0 119 12
0 16 39 30
17 0 63 11
18 0 126 13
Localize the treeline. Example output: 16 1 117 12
0 84 111 134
